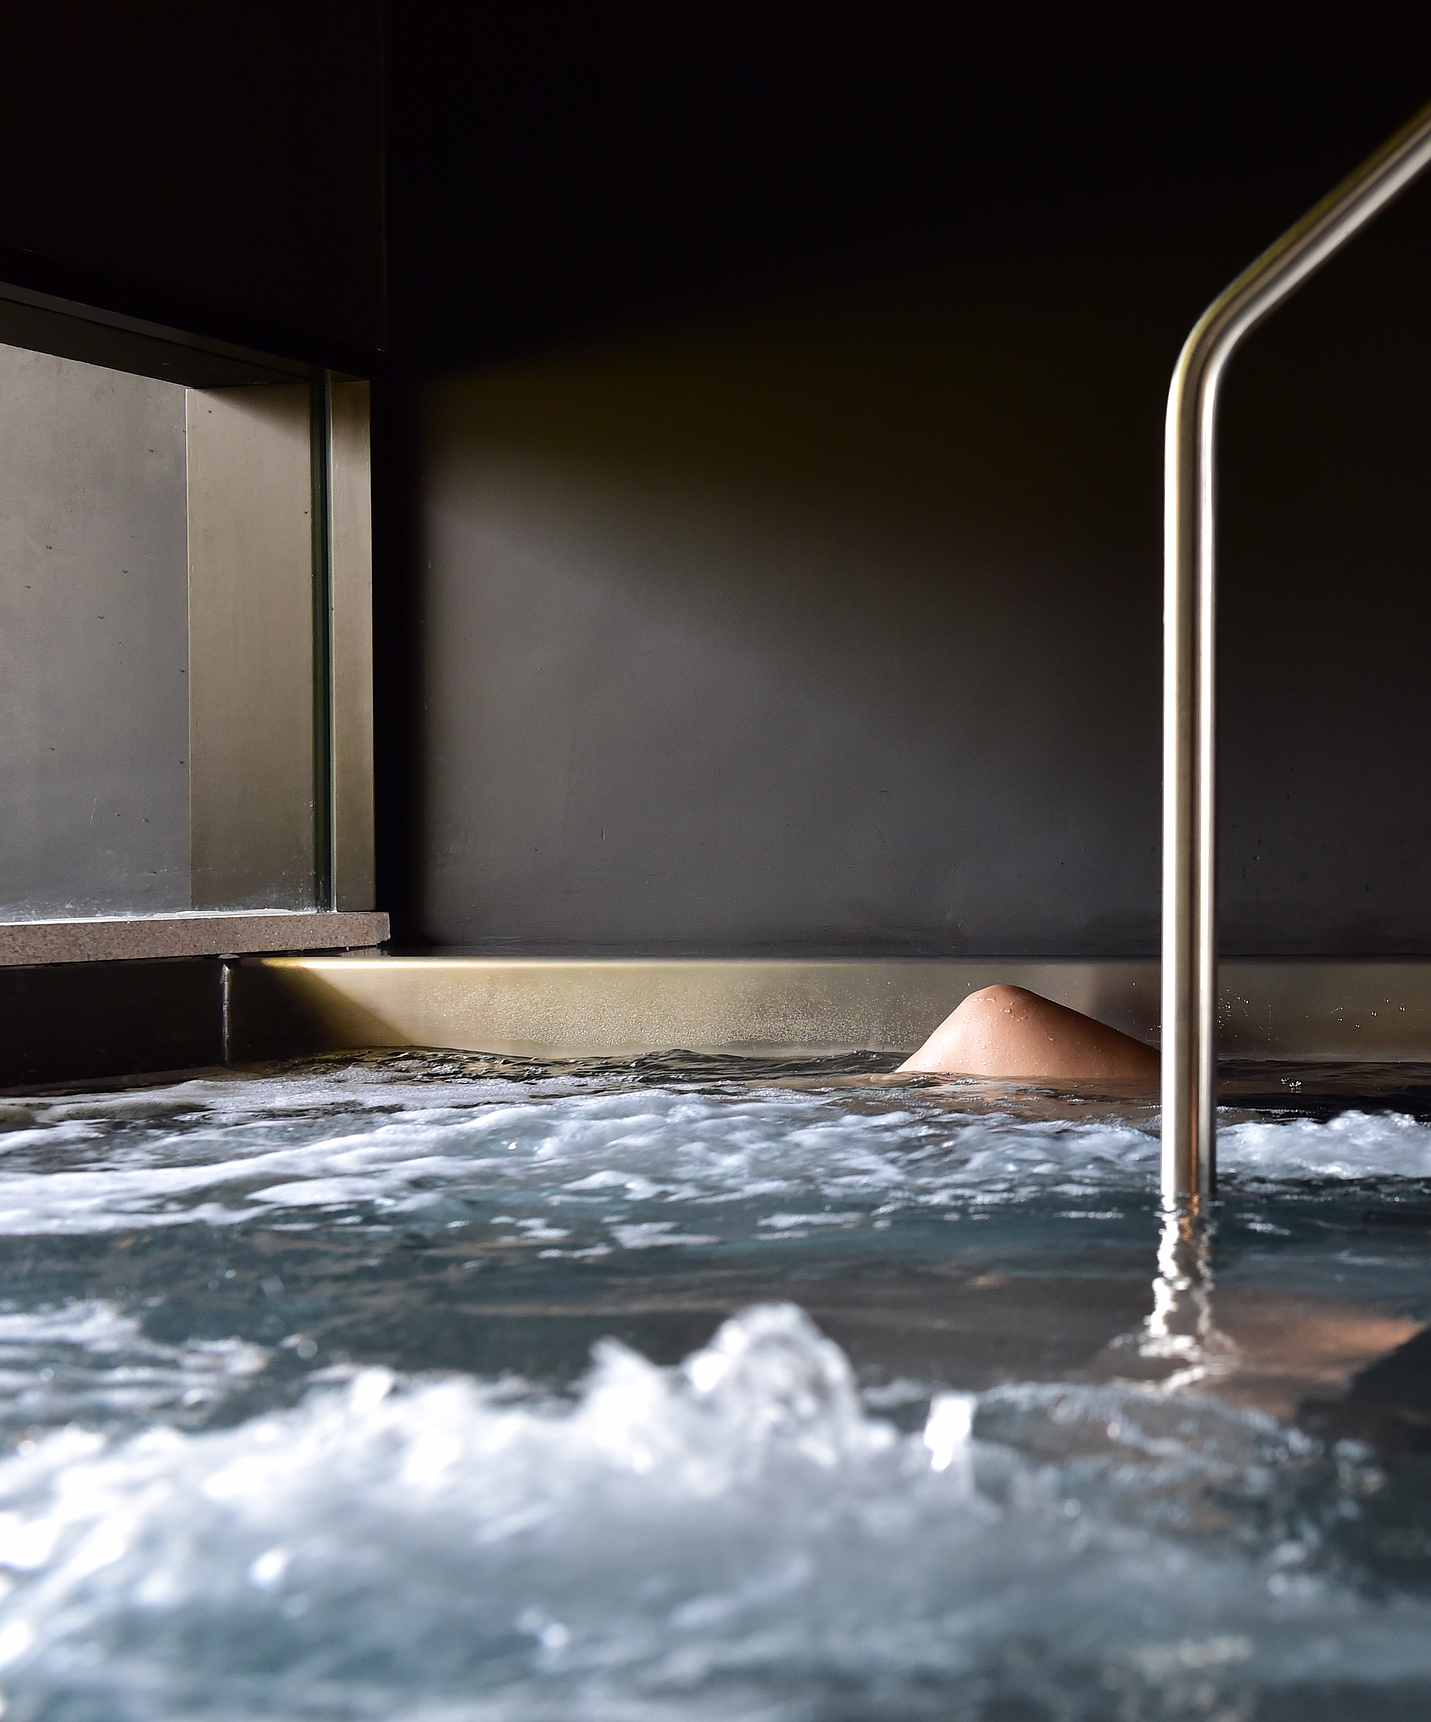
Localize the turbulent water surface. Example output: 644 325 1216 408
1 1050 1431 1719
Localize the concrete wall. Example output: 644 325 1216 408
0 344 189 917
410 179 1431 958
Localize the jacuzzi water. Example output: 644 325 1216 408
3 1050 1431 1720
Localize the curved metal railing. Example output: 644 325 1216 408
1163 98 1431 1202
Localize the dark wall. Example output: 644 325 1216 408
383 7 1431 956
412 256 1167 954
0 4 386 354
1218 176 1431 954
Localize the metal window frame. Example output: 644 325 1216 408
0 283 382 961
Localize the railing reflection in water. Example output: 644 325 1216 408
1136 1205 1241 1393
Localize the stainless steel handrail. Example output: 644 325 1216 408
1163 99 1431 1203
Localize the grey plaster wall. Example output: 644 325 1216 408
412 191 1431 958
0 344 189 917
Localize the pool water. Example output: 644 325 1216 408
3 1051 1431 1719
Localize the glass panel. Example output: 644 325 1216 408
0 341 319 919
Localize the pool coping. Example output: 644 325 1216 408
230 955 1431 1063
7 954 1431 1091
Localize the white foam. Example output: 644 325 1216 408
1224 1109 1431 1182
4 1070 1431 1243
0 1301 270 1430
4 1068 1430 1713
0 1076 1155 1238
0 1303 1423 1718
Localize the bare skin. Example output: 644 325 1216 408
897 984 1159 1081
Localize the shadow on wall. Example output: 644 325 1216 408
411 209 1431 958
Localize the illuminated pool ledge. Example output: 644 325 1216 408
231 955 1431 1063
5 953 1431 1092
0 910 389 967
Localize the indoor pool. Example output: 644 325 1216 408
3 1051 1431 1720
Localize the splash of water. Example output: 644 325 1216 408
7 1066 1431 1244
0 1302 1423 1720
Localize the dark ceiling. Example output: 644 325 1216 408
385 4 1431 366
2 5 1428 371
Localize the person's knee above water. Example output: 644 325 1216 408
898 984 1159 1081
